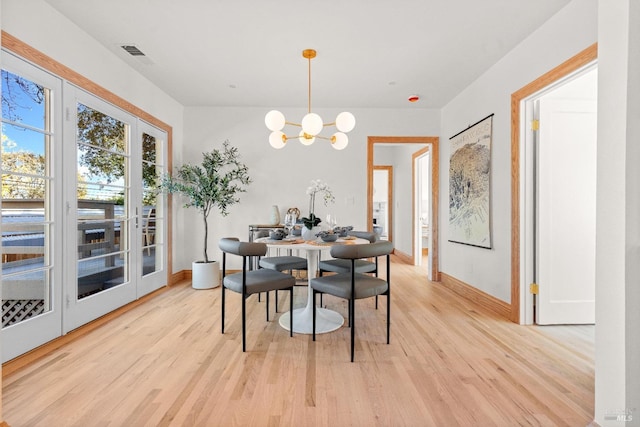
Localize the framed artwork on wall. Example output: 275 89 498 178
448 114 493 249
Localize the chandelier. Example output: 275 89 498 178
265 49 356 150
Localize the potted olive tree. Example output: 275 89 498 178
161 140 251 289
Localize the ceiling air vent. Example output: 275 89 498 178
121 45 146 56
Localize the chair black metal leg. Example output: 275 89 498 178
275 289 279 313
318 271 323 307
289 287 293 337
221 286 226 334
350 297 355 362
312 290 317 341
242 294 247 352
375 295 378 310
266 291 270 321
386 291 390 344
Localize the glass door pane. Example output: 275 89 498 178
141 132 159 276
1 71 52 322
137 123 167 296
76 103 129 299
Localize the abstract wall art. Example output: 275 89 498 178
448 114 493 248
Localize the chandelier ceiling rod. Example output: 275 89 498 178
305 48 314 114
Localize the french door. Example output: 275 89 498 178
1 52 64 361
62 87 137 330
62 86 168 331
2 54 168 361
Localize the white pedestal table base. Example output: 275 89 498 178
259 237 364 335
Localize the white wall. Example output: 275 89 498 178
182 107 439 270
439 0 598 302
1 0 186 270
595 1 640 425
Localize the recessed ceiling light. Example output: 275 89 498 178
408 95 420 103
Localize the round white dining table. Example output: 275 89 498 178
256 236 367 334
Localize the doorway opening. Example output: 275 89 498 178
413 147 430 274
367 136 440 281
511 43 597 324
373 166 393 242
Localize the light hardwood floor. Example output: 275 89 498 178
3 259 594 426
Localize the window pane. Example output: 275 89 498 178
77 254 127 299
1 124 48 176
77 103 126 154
1 70 46 130
77 143 126 187
78 183 126 215
2 221 47 274
1 269 50 327
77 218 123 260
1 174 47 201
142 133 157 163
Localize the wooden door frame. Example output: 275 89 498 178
510 43 597 323
367 136 440 281
372 166 393 243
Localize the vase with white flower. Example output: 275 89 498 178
301 179 335 240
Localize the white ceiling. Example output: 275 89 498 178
43 0 571 109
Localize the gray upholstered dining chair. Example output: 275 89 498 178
310 240 393 362
259 254 307 274
219 237 296 352
258 250 307 312
318 230 379 308
318 230 378 274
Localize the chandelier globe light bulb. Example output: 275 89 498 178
269 131 286 149
331 132 349 150
265 110 285 131
335 112 356 133
301 113 323 136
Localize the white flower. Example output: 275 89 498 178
306 179 334 215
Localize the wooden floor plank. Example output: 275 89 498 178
3 258 594 426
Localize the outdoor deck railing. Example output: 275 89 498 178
2 199 122 264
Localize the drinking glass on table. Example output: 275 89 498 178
284 213 296 237
326 214 337 230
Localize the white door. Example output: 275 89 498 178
62 86 137 332
1 53 64 361
536 94 597 324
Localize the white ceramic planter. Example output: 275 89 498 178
301 226 320 241
192 260 220 289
